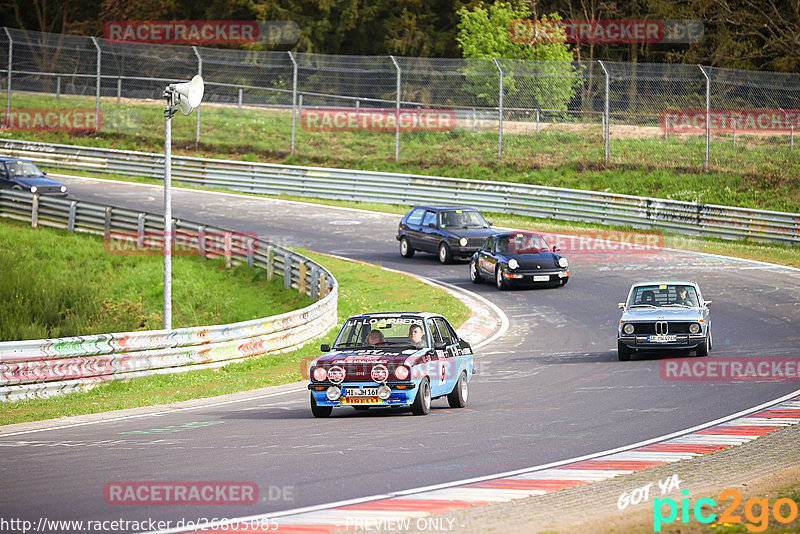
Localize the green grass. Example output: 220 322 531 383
4 92 800 213
0 249 470 425
0 218 313 341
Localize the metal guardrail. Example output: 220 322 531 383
1 138 798 245
0 189 338 401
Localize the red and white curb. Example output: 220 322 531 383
157 394 800 534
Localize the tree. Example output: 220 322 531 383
455 1 581 113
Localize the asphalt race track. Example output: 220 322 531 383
2 176 799 532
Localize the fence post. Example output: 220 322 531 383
193 46 202 148
238 87 242 115
390 55 401 162
598 60 610 165
198 225 206 258
284 255 292 290
267 245 274 280
104 206 112 239
56 76 61 101
493 58 504 164
699 65 710 171
792 125 795 150
472 108 476 135
117 77 121 105
288 51 298 155
298 260 307 295
732 120 736 146
536 108 540 134
137 213 145 248
3 27 11 121
90 37 101 132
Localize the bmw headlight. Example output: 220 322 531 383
508 258 519 270
459 237 468 247
558 257 568 269
60 185 67 193
689 323 701 334
623 323 635 335
30 186 38 194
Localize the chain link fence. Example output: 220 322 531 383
1 27 799 177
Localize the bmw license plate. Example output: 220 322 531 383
648 335 677 343
345 388 379 396
533 275 550 282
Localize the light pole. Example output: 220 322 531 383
163 75 204 329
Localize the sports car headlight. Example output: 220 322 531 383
508 259 519 270
326 386 342 401
689 323 701 334
327 365 346 384
371 364 389 382
312 366 327 381
459 237 468 247
623 323 635 335
30 186 38 194
558 257 568 268
60 185 67 193
377 384 392 400
394 365 409 380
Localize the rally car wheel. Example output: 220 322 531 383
447 372 469 408
495 268 507 290
438 242 452 264
469 259 481 283
310 392 333 418
411 378 431 416
399 237 415 258
617 340 631 362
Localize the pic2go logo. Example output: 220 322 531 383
654 489 800 532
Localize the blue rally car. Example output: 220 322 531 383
0 158 68 196
308 312 475 417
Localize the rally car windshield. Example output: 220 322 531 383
333 316 428 349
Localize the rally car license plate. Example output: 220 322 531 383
345 388 379 396
533 275 550 282
648 335 678 343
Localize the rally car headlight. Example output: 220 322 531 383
312 366 327 381
327 365 346 384
371 364 389 382
377 384 392 400
394 365 409 380
459 237 468 247
326 386 342 401
689 323 701 334
558 257 568 268
30 186 38 194
508 259 519 270
623 323 635 335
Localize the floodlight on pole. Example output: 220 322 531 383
163 75 204 330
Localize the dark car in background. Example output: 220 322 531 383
397 206 496 263
0 158 68 196
470 231 570 289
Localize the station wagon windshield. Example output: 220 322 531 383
439 209 489 229
628 284 699 308
333 316 428 349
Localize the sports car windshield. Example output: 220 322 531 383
628 284 699 308
5 161 43 178
439 209 489 229
496 233 549 255
333 316 428 349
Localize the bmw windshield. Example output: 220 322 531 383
628 284 699 308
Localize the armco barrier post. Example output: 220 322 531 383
267 245 274 279
67 201 77 232
284 258 292 290
31 194 38 228
299 261 307 295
